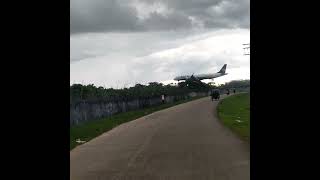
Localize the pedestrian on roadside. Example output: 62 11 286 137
161 94 165 104
210 89 214 101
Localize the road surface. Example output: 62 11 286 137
70 96 250 180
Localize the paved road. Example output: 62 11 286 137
70 96 250 180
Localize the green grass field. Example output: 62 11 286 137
70 96 204 150
217 93 250 142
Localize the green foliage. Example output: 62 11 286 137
70 81 210 106
70 80 250 106
217 93 250 142
218 80 250 90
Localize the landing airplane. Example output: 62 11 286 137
174 64 228 82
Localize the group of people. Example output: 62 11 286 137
226 89 236 95
210 89 236 101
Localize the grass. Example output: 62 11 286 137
217 93 250 142
70 96 205 150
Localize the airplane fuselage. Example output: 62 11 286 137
173 64 228 81
174 72 227 81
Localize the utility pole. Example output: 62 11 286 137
243 43 250 55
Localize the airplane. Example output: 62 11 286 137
174 64 228 82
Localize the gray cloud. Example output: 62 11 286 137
70 30 214 63
70 0 142 34
70 0 250 34
142 12 193 31
70 0 250 86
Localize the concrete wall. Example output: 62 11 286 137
70 92 208 126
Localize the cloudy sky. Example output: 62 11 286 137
70 0 250 88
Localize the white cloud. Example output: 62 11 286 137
70 28 249 87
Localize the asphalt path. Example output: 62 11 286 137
70 96 250 180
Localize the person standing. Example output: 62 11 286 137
161 94 165 104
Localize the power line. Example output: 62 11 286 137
243 43 250 55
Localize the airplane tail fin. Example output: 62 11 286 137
218 64 227 74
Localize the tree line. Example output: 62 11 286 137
217 80 250 90
70 79 250 105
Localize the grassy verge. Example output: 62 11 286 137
217 93 250 142
70 96 205 150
